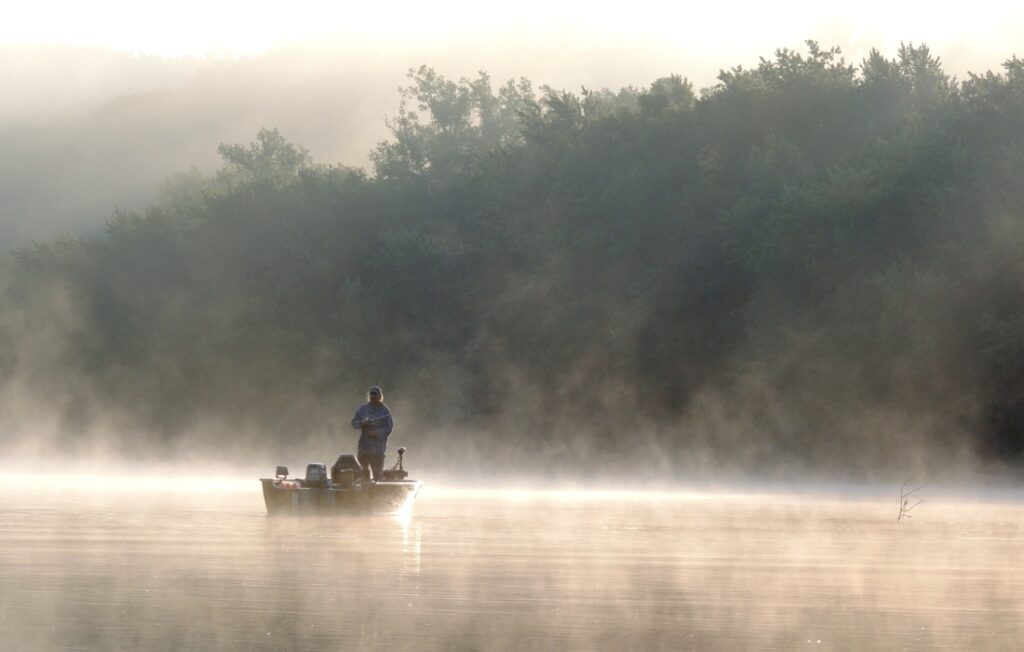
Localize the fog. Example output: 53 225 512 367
2 42 710 249
2 484 1022 650
3 11 1023 250
4 23 1024 651
5 34 1024 485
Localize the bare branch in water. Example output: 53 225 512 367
898 481 926 522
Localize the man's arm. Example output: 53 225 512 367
351 406 365 429
384 410 394 438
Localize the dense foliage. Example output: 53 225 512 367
4 43 1024 474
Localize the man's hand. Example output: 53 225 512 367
361 418 371 427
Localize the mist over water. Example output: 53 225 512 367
1 484 1022 651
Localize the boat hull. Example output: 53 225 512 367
260 478 421 515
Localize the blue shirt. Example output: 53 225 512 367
351 402 394 455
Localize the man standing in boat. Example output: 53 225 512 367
351 385 394 481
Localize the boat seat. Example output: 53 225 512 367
331 455 363 482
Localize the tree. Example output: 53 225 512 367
372 67 535 182
217 128 314 186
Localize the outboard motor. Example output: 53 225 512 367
304 463 328 488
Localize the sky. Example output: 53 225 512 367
4 0 1022 74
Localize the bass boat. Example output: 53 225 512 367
260 447 421 515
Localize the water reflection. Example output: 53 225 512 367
0 487 1022 650
399 513 422 577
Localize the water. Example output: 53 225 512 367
1 482 1022 650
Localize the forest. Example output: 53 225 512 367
3 42 1023 477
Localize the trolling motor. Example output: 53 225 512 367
382 447 409 480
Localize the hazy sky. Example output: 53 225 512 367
5 0 1023 75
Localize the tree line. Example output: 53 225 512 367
3 42 1024 474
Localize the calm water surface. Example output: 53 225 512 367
0 483 1022 650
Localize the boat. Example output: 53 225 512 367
259 447 422 515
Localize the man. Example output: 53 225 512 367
351 385 394 481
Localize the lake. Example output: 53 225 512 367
1 480 1022 650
